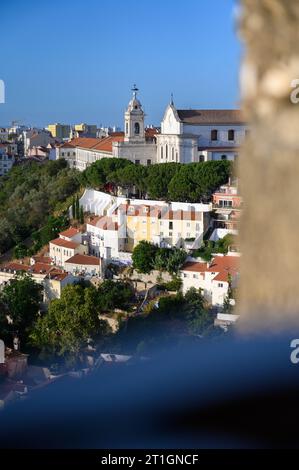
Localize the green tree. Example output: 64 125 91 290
97 280 134 312
29 284 110 360
166 248 187 274
132 240 159 274
0 272 43 347
71 196 76 219
146 163 180 199
79 206 84 224
75 195 80 220
183 288 213 334
13 243 28 259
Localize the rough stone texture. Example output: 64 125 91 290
238 0 299 330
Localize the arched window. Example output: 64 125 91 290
172 148 174 160
134 122 140 134
211 129 218 141
228 129 235 141
165 144 168 159
161 147 163 159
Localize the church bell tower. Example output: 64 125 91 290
124 85 145 142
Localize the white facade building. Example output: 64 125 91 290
82 189 211 262
157 103 248 164
49 228 88 268
180 254 240 307
59 87 247 170
112 85 157 165
64 253 102 276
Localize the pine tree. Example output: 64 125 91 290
79 206 84 224
75 195 80 220
71 197 76 219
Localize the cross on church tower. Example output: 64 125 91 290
132 84 139 98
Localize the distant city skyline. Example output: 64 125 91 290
0 0 241 128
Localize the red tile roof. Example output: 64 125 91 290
31 255 52 265
59 227 81 238
49 238 80 249
29 262 53 274
1 263 30 272
181 256 239 282
65 254 101 266
68 137 100 149
64 134 125 154
87 215 118 230
59 142 76 148
47 269 70 281
92 134 124 152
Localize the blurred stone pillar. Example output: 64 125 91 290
238 0 299 330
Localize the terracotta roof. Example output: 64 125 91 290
1 263 30 272
181 256 239 282
177 109 245 125
65 134 125 153
49 238 80 249
145 127 159 138
47 269 70 281
31 255 52 265
59 142 76 148
68 137 100 149
59 227 81 238
87 215 118 231
29 262 53 274
181 261 207 273
92 134 124 153
65 254 101 266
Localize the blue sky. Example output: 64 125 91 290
0 0 242 128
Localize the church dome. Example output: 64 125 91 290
127 97 142 111
127 85 143 112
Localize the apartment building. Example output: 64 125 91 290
85 196 211 261
0 146 14 176
49 228 87 268
47 123 71 140
180 254 239 306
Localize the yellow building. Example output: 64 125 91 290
47 123 71 139
117 203 208 251
74 123 97 137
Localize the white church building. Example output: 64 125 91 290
58 86 248 169
156 100 247 164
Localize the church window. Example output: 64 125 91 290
134 122 140 134
161 147 163 159
126 122 128 134
211 129 218 141
199 155 205 162
228 129 235 141
171 148 174 160
165 144 168 159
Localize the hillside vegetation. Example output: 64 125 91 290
0 159 80 255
